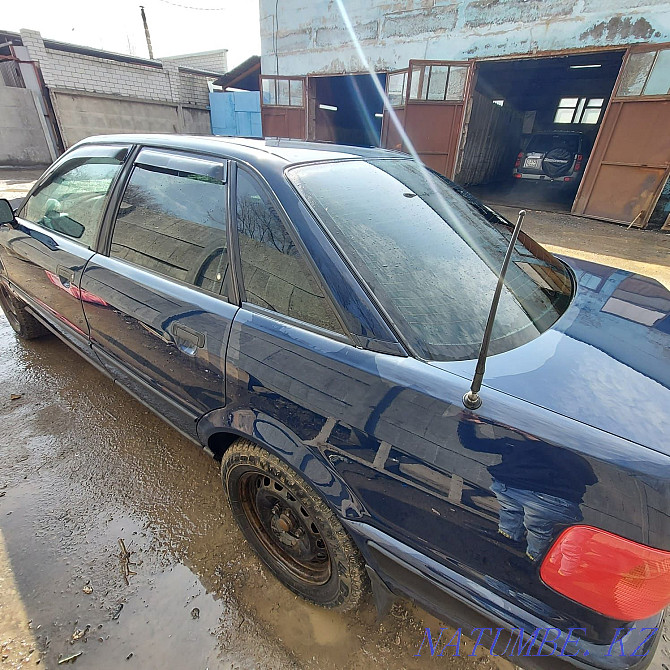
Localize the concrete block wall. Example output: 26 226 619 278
163 50 228 74
179 71 213 107
20 30 179 102
259 0 670 75
20 29 216 108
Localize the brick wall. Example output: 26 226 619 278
163 50 228 74
179 71 213 107
19 30 216 147
20 29 212 106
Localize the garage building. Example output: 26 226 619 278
248 0 670 230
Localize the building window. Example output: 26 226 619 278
408 64 468 102
554 97 604 125
261 77 304 107
387 71 407 107
617 48 670 97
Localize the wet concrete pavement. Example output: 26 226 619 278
0 170 668 669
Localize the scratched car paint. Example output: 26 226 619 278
0 135 668 670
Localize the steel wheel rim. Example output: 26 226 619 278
238 472 332 585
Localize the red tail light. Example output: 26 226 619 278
574 154 583 171
540 526 670 621
563 177 572 182
514 152 523 168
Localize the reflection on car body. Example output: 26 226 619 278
458 418 597 560
0 135 668 670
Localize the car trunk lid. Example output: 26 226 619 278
429 257 670 454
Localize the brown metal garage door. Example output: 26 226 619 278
260 75 307 139
573 45 670 227
382 61 473 178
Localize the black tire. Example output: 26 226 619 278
542 147 574 178
0 285 49 340
221 438 368 610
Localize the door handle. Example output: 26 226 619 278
56 265 75 287
171 322 205 356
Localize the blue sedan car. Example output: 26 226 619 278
0 135 668 670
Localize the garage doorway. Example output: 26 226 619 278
458 50 625 213
308 73 386 146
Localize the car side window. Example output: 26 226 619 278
235 169 345 335
21 152 125 249
110 157 229 296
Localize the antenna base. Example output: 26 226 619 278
463 391 482 410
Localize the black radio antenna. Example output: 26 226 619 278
463 210 526 410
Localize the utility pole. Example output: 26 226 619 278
140 6 154 60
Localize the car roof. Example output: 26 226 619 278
73 134 406 168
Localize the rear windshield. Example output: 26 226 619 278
288 159 573 361
526 134 580 154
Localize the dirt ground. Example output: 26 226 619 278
0 169 668 669
500 205 670 289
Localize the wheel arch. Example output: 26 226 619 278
197 406 368 523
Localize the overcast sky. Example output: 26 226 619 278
2 0 261 69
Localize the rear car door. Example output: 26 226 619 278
80 147 238 439
0 145 128 351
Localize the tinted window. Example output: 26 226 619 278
235 169 344 335
22 153 124 248
111 163 228 295
289 159 573 361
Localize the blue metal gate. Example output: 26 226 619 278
209 91 262 137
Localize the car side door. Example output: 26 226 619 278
80 147 238 440
0 145 129 351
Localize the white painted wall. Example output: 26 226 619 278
260 0 670 75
